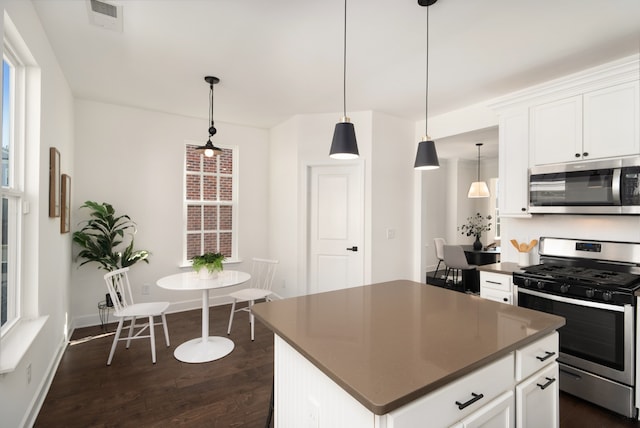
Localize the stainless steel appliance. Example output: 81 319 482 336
513 237 640 418
529 156 640 214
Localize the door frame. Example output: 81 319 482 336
300 160 366 295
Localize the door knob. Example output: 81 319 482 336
346 246 358 252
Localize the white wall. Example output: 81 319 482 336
72 99 270 326
501 216 640 265
268 110 419 295
0 2 75 427
370 112 415 283
269 111 374 297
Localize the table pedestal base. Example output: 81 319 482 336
173 336 234 363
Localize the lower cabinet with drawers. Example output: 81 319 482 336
480 271 514 305
387 332 559 428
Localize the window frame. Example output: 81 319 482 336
182 142 239 265
1 41 25 337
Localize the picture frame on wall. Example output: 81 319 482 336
49 147 60 217
61 174 71 233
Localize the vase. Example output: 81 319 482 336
473 235 483 251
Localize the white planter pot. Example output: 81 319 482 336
198 269 219 280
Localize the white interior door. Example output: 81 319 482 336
308 164 364 294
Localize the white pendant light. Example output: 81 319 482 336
329 0 359 160
414 0 440 170
468 143 490 198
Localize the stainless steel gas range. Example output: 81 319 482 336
513 237 640 418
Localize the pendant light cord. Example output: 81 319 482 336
209 83 214 132
342 0 347 118
424 6 429 136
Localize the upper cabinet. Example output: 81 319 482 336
583 81 640 160
499 110 530 216
489 55 639 218
531 81 640 166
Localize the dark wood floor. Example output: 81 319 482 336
36 303 640 427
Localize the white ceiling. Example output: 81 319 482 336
31 0 640 160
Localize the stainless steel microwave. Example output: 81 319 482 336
529 156 640 214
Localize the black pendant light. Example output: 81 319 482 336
414 0 440 170
468 143 490 198
196 76 223 157
329 0 359 160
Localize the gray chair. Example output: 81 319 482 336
443 245 478 291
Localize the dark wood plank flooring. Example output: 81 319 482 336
36 304 640 427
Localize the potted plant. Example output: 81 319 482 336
191 252 225 279
73 201 150 306
459 213 492 251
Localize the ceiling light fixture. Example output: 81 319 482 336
196 76 223 157
329 0 359 160
468 143 490 198
414 0 440 170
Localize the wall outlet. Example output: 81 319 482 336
306 397 320 428
386 228 396 239
26 363 32 384
141 284 150 295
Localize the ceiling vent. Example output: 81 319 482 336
86 0 123 32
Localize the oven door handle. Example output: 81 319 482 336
517 287 625 312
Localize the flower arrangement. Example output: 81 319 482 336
191 252 225 274
459 213 492 239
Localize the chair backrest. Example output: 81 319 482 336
434 238 446 260
249 258 279 291
103 267 135 313
443 245 474 270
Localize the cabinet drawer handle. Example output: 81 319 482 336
455 392 484 410
536 377 556 390
486 280 502 285
535 351 556 362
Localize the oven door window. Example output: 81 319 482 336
519 292 624 371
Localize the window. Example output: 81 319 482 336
1 46 24 335
184 144 237 262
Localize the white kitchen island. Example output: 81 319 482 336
252 280 565 428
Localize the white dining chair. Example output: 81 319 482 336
227 258 279 341
432 238 447 281
103 267 171 365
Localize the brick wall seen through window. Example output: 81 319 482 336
185 144 235 260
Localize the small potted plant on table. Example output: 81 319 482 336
191 252 225 279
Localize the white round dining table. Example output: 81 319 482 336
156 270 251 363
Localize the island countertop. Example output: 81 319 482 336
252 280 565 415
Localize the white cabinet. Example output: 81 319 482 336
498 110 530 216
515 332 560 428
531 81 640 166
387 354 514 428
515 363 559 428
583 81 640 159
450 391 514 428
480 271 513 305
530 96 582 165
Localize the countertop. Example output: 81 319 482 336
477 261 523 275
252 280 565 415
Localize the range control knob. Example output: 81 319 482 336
603 291 613 302
585 289 595 298
537 281 545 290
560 284 570 293
524 278 532 287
